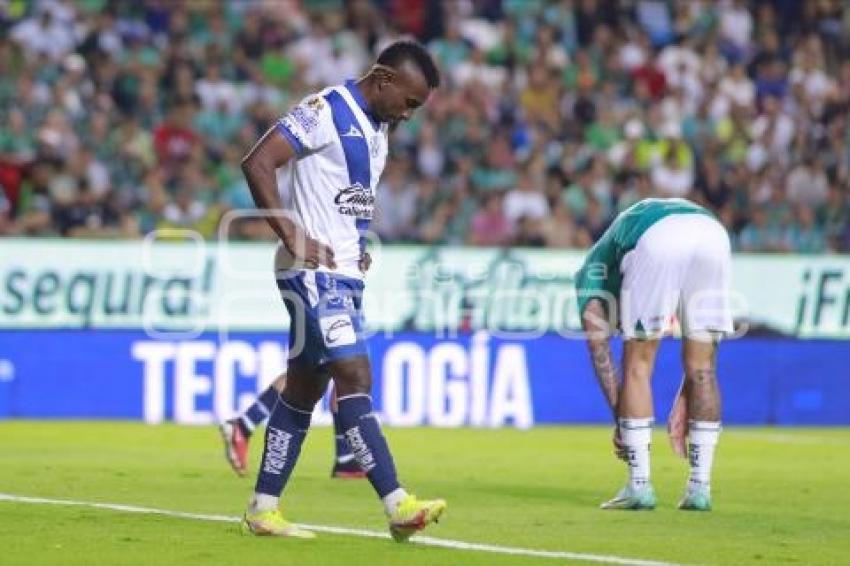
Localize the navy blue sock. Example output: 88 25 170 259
239 385 280 437
333 410 354 463
336 394 400 497
254 394 312 496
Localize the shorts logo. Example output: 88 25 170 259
320 314 356 347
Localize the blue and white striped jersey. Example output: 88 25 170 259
274 80 388 280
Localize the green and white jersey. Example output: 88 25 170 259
574 198 714 317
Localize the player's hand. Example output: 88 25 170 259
667 391 688 459
283 230 336 269
358 251 372 273
613 425 628 461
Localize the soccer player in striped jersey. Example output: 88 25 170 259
575 198 732 511
238 41 445 540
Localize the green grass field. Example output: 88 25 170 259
1 422 848 565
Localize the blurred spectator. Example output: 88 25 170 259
738 208 785 252
53 182 136 238
153 103 199 172
374 160 417 241
452 46 507 90
429 19 470 69
540 202 577 248
754 57 788 101
521 65 561 131
577 197 609 243
717 63 755 111
503 168 549 227
562 167 594 218
416 123 445 178
196 63 238 113
652 148 693 198
695 156 731 210
631 55 667 101
719 0 753 62
786 206 826 254
749 94 795 168
616 172 656 212
636 0 674 47
469 193 511 246
789 38 834 118
513 215 545 247
10 8 76 62
821 184 849 247
786 156 829 207
157 187 220 240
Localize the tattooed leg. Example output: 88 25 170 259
681 338 722 499
683 339 721 421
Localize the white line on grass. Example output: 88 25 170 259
0 492 680 566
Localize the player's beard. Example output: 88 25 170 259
388 118 401 132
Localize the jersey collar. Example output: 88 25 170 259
345 79 381 130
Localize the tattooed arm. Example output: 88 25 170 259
581 298 619 416
582 298 626 460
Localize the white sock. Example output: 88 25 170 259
250 493 279 513
619 417 653 490
382 487 409 516
687 421 721 492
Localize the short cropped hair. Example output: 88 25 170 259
376 40 440 89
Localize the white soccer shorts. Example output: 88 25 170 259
619 213 733 341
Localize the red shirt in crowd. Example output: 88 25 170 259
632 64 667 100
153 123 198 166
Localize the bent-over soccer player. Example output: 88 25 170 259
575 197 732 511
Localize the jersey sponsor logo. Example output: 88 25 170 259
334 182 374 219
341 125 364 138
320 313 356 347
289 105 319 133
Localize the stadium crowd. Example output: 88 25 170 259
1 0 850 253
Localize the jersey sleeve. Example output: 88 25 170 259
574 234 620 318
276 93 334 158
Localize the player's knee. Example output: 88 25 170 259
623 368 652 384
333 365 372 396
281 365 326 408
623 353 655 383
279 388 320 412
281 383 322 410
